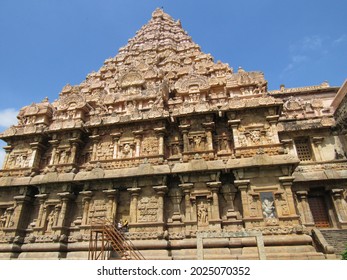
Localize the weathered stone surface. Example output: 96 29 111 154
0 8 346 260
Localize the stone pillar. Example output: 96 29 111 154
312 137 324 161
128 188 141 223
203 122 214 150
13 194 34 232
169 188 183 222
103 189 118 223
89 135 100 161
179 183 193 222
2 145 13 169
133 130 143 157
56 192 75 229
234 180 250 218
206 181 221 220
80 191 93 226
111 133 121 159
179 125 190 152
34 194 48 228
281 139 296 157
153 186 168 223
154 128 166 155
69 139 81 164
48 139 59 165
296 191 315 226
266 115 280 143
279 176 297 215
228 119 241 148
330 189 347 226
29 142 46 169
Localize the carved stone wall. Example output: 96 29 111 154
0 8 345 260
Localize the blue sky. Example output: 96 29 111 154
0 0 346 165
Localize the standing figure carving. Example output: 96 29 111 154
198 202 208 224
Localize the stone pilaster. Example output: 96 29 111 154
228 119 241 148
154 127 166 155
128 187 141 223
179 124 190 152
279 176 297 216
179 183 193 222
34 194 48 228
296 191 315 226
312 137 324 161
153 185 168 223
203 122 214 150
103 189 118 223
281 139 296 157
330 188 347 228
56 192 75 233
29 142 45 169
12 194 34 235
69 138 82 165
234 180 250 218
111 133 121 159
80 191 93 226
169 188 183 222
2 145 13 169
133 130 143 157
48 139 59 165
206 181 221 220
266 115 280 143
89 135 100 161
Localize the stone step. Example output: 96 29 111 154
320 229 347 258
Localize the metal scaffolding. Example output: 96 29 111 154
88 218 145 260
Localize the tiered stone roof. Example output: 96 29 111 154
1 8 272 138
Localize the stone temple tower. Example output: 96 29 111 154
0 8 347 259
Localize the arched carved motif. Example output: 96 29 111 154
57 93 86 111
175 74 210 94
119 70 145 88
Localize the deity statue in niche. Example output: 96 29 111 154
197 201 208 225
260 192 276 218
171 143 181 156
0 210 8 228
122 143 132 158
46 208 57 232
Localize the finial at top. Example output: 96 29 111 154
151 7 173 21
152 7 164 18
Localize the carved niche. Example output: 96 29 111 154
197 197 209 227
137 196 159 223
0 206 15 229
237 112 272 146
6 142 32 169
95 135 114 161
44 205 59 233
175 74 210 95
188 132 207 151
141 133 159 156
89 199 107 220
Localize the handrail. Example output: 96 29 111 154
89 217 145 260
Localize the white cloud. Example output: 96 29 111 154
0 108 18 128
289 35 324 53
333 34 347 46
282 55 308 74
301 35 323 51
282 35 327 77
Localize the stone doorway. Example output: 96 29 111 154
308 195 330 228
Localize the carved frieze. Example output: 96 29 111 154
137 196 159 222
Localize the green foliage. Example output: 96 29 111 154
342 245 347 260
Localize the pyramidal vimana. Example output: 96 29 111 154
0 8 347 260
